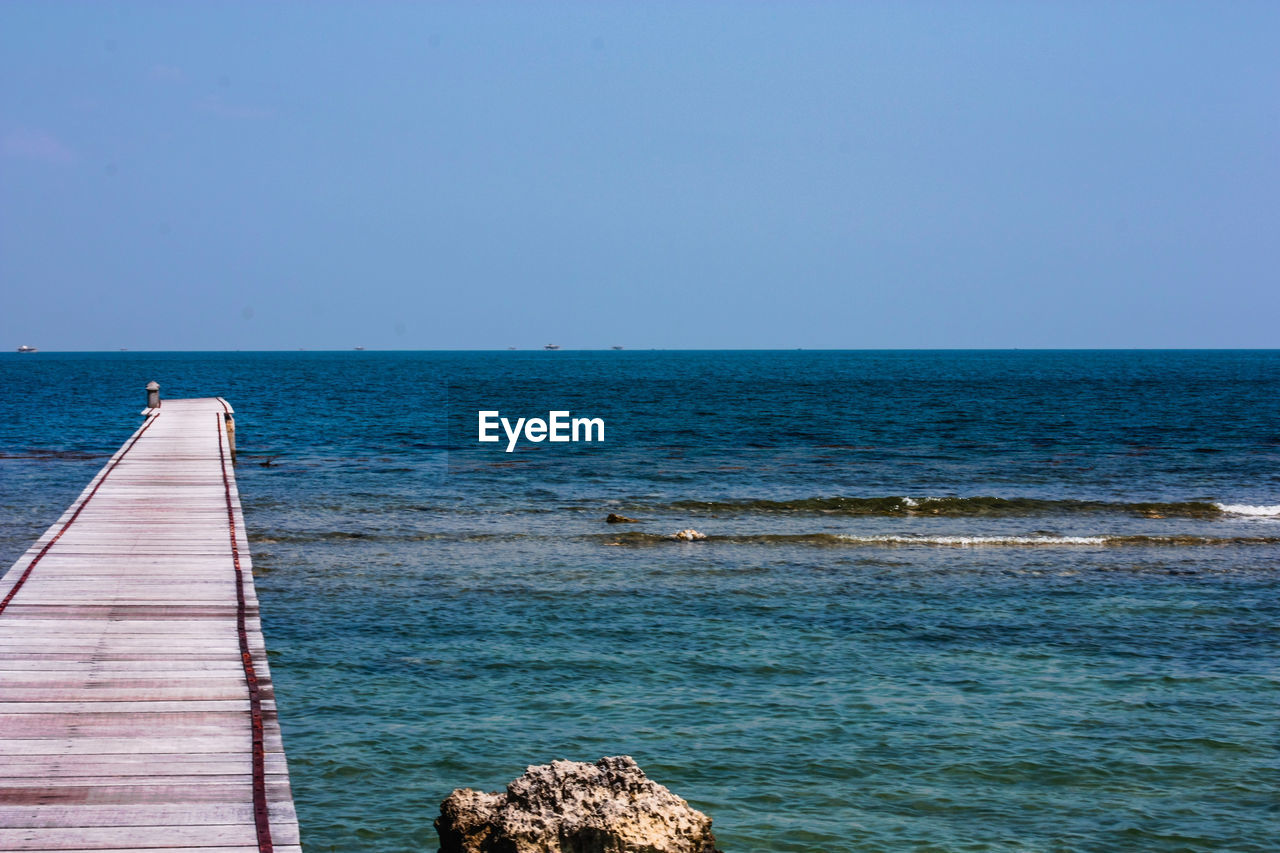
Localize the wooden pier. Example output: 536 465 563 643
0 397 300 852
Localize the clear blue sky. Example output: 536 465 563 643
2 2 1277 350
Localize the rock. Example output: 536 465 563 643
606 513 640 524
672 529 706 541
435 755 721 853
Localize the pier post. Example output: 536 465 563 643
225 413 236 462
146 381 160 409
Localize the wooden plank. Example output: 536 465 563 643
0 712 258 737
0 848 300 853
0 780 295 804
0 801 297 829
0 662 248 673
0 777 292 792
0 688 275 703
0 822 304 849
0 733 286 755
0 754 290 779
0 702 267 714
0 399 299 851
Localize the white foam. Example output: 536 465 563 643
1215 503 1280 517
835 534 1107 547
900 497 919 507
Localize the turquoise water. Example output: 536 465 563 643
1 351 1278 851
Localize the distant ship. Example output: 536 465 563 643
544 344 561 350
16 345 37 353
353 346 366 351
611 345 624 350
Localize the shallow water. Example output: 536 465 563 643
2 351 1277 851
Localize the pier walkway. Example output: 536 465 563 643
0 398 299 852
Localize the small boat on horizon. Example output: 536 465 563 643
16 345 37 353
544 344 561 350
611 345 624 350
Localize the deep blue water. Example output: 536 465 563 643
2 351 1278 852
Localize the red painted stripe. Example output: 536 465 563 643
0 412 160 616
217 413 274 853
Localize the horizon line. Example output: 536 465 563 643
5 347 1279 354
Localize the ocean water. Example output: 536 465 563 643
1 350 1278 852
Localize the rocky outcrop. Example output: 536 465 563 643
605 513 640 524
436 755 721 853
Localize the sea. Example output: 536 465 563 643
1 350 1277 852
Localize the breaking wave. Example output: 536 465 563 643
596 532 1280 548
1215 503 1280 517
658 496 1249 518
